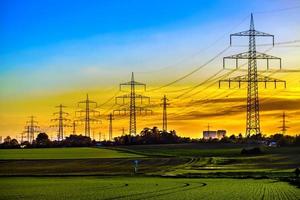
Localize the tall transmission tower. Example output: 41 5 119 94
51 104 71 141
114 72 152 135
161 95 170 131
107 113 114 141
76 94 101 137
278 111 289 134
219 14 286 137
24 116 40 143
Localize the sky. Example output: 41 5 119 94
1 0 300 140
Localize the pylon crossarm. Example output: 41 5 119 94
135 106 153 115
113 108 127 115
219 75 286 88
53 111 69 116
78 100 97 106
90 110 100 116
75 110 86 117
135 94 150 104
120 81 146 90
230 30 274 45
223 52 281 69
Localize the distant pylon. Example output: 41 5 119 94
76 94 101 137
107 113 114 141
24 116 40 143
161 95 170 131
114 72 152 135
72 120 77 135
19 131 26 143
219 14 286 137
278 112 289 134
51 104 71 141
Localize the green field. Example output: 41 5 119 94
0 144 299 177
0 144 299 199
0 147 143 159
0 177 299 200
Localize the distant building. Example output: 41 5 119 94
217 130 226 139
203 131 217 139
203 130 226 139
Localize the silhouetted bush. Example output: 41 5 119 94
241 147 262 155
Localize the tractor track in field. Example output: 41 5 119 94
102 182 207 200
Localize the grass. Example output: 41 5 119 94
0 145 299 177
112 143 248 157
0 176 299 200
0 147 143 160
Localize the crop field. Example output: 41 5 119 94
112 143 247 157
0 145 299 177
0 147 143 159
0 177 299 200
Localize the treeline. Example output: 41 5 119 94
202 133 300 147
0 133 96 149
111 127 192 145
1 127 300 148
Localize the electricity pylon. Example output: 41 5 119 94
278 111 289 134
114 72 152 135
19 131 26 143
24 116 40 143
161 95 170 131
76 94 101 137
51 104 71 141
107 113 114 141
219 14 286 137
72 120 78 135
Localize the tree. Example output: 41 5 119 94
3 136 11 143
35 133 51 147
0 137 19 149
63 135 92 147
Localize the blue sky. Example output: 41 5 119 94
0 0 266 54
1 0 300 97
1 0 299 78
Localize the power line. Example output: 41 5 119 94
148 46 230 92
254 5 300 14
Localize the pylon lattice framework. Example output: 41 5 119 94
51 104 71 141
278 111 289 134
219 14 286 137
161 95 170 131
24 116 40 143
107 113 114 141
114 72 152 135
76 94 101 137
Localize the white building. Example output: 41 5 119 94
203 130 226 140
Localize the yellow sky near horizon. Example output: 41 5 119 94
1 67 300 141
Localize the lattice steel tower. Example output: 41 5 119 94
278 112 289 134
76 94 101 137
161 95 169 131
114 72 152 135
24 116 40 143
51 104 71 141
219 14 286 137
107 113 114 141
